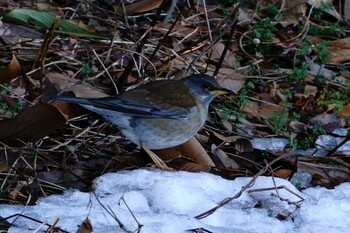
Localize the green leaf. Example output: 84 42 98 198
2 9 105 39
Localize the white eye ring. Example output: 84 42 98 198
202 83 211 90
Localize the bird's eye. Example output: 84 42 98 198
202 82 211 90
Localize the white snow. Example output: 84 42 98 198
0 169 349 233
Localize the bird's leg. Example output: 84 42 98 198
141 145 174 171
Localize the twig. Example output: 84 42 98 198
195 152 293 219
324 136 350 157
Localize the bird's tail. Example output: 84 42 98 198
50 96 96 106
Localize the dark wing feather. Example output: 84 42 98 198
52 80 198 119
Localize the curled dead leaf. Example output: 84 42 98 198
154 137 215 167
0 54 21 84
211 144 240 169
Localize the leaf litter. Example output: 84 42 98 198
0 0 349 215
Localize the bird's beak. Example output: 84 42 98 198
211 88 234 96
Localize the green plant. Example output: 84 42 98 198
81 62 91 76
268 110 288 134
237 81 254 109
299 42 313 56
319 89 350 111
248 62 260 76
266 5 281 21
290 122 326 150
217 102 232 121
14 101 23 111
281 89 293 99
0 102 9 111
254 18 276 42
309 23 348 38
30 150 38 159
311 2 332 19
222 81 254 123
221 8 229 18
315 41 331 64
294 181 302 190
315 73 327 85
288 63 309 81
310 122 326 136
0 83 11 93
267 210 273 217
235 55 243 67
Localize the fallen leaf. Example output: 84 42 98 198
123 0 163 15
0 104 66 146
211 144 239 169
328 38 350 64
208 69 246 93
209 42 237 68
45 72 109 98
0 54 21 84
280 0 307 27
176 162 210 172
340 103 350 117
154 137 215 167
275 169 293 179
213 131 241 143
243 100 285 119
77 218 93 233
234 138 254 153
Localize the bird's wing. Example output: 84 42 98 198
52 80 198 119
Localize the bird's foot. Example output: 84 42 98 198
142 145 176 172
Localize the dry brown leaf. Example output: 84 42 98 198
154 137 215 167
213 131 241 143
153 22 199 38
243 100 285 119
77 218 93 233
280 0 307 27
211 144 239 169
298 161 350 188
209 42 237 68
234 138 254 153
8 189 21 201
328 38 350 64
275 169 292 179
45 72 109 98
290 121 307 133
123 0 162 15
0 54 21 84
222 120 232 133
310 113 341 126
208 69 246 93
0 159 8 173
0 104 66 146
35 2 59 11
51 101 81 120
176 162 210 172
341 104 350 117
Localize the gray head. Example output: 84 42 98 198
182 74 233 106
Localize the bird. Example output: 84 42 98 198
52 74 233 170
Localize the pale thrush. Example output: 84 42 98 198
53 74 233 169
